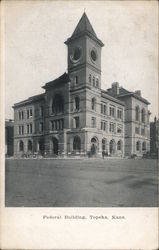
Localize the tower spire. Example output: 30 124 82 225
65 12 104 47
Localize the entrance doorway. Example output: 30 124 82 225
38 139 45 155
52 137 59 155
91 137 98 156
109 139 116 155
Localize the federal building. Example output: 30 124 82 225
13 13 151 158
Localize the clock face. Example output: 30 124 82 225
70 47 82 63
90 49 97 62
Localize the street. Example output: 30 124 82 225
5 158 158 207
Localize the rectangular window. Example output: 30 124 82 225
103 105 106 115
27 110 29 119
27 124 29 134
117 127 122 134
135 127 140 134
117 109 122 119
56 120 59 130
30 124 32 134
74 117 79 128
50 121 54 131
39 122 43 132
60 119 64 130
109 123 115 133
91 117 96 128
96 78 99 87
30 109 32 117
141 128 145 136
75 76 78 84
103 122 106 131
101 104 103 114
19 112 21 120
89 74 91 83
18 126 21 135
21 111 24 120
101 121 103 130
93 76 95 86
109 106 115 117
22 125 24 134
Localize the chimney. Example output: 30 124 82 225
135 90 141 96
111 82 119 95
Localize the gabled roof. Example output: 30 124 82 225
105 86 150 105
42 72 70 89
119 87 131 96
65 12 104 47
118 87 150 105
13 93 45 108
101 90 125 106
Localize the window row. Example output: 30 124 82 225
52 94 64 114
70 75 99 86
135 127 145 136
136 141 146 151
109 105 123 119
135 107 146 123
101 104 107 115
102 139 123 152
50 119 64 131
89 74 99 87
37 106 44 117
18 111 24 120
18 123 33 135
19 109 32 120
27 109 33 119
19 140 33 152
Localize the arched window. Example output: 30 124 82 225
19 140 24 152
142 141 146 151
102 139 106 151
117 140 122 151
74 97 80 110
91 137 97 143
52 94 64 114
135 106 140 121
93 76 95 86
136 141 140 151
141 108 145 123
91 98 96 110
28 140 33 152
73 136 81 152
89 74 91 83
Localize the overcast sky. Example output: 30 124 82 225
4 0 158 120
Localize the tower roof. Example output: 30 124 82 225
65 12 104 47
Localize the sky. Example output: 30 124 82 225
3 0 158 121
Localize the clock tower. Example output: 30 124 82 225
65 12 104 88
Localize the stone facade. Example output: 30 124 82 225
5 119 14 156
150 117 159 158
13 13 150 158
